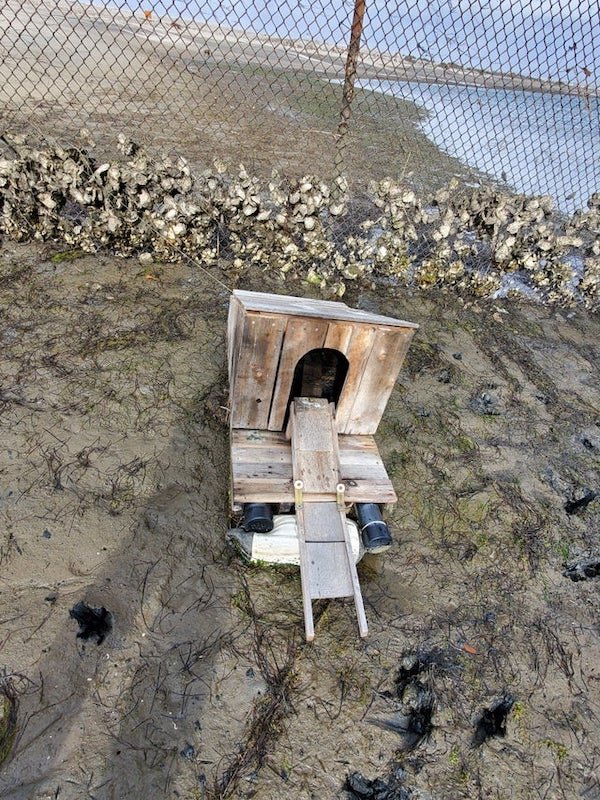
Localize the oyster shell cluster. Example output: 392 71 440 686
0 133 598 310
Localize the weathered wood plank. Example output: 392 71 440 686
291 403 350 594
232 460 292 481
338 434 380 453
340 507 369 637
232 481 294 505
230 312 286 429
232 429 287 447
230 429 397 505
232 429 385 452
230 430 291 507
305 541 354 598
303 501 346 542
290 399 340 494
267 318 329 431
293 398 337 452
232 290 419 330
324 321 354 355
295 451 339 495
226 295 245 410
345 328 416 434
335 324 378 433
231 481 395 505
288 398 368 637
295 503 315 641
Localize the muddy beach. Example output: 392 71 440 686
0 239 598 799
0 0 599 794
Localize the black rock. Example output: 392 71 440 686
564 488 597 515
469 392 501 415
472 695 514 747
180 743 195 760
563 556 600 582
69 601 112 645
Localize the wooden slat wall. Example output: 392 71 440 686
228 293 417 436
334 324 377 432
344 327 416 434
267 317 329 431
229 311 286 429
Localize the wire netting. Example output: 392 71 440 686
0 0 599 304
2 0 597 201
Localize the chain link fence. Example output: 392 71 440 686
1 0 599 304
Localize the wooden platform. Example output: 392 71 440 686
289 398 367 641
230 428 397 508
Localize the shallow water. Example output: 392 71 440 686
362 79 600 213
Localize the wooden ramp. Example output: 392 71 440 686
289 398 368 641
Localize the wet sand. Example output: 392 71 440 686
0 240 598 799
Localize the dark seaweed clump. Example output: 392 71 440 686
563 556 600 581
69 601 112 644
564 488 596 515
345 769 412 800
472 695 515 747
369 653 439 752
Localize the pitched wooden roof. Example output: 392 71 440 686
232 290 419 330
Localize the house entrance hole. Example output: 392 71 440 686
284 348 349 427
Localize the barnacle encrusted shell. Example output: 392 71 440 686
0 133 597 308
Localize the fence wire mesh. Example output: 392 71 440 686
0 0 599 305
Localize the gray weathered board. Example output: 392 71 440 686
231 289 419 328
289 398 368 641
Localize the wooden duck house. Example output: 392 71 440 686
227 290 418 640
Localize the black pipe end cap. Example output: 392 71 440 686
241 503 274 533
361 524 393 554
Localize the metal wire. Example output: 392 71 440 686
0 0 598 214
